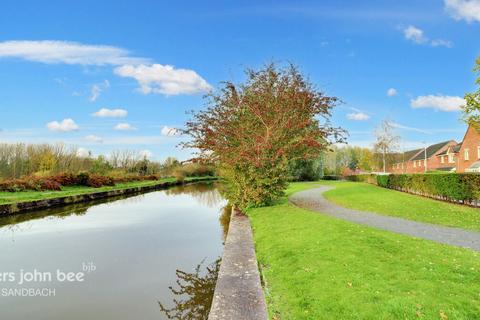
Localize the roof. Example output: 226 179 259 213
437 143 461 156
411 141 453 161
452 144 462 153
402 148 423 161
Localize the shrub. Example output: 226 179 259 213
368 173 480 205
86 174 115 188
51 173 78 186
322 175 340 180
345 174 377 184
76 172 90 186
40 179 62 191
376 175 389 188
75 172 115 188
173 168 186 182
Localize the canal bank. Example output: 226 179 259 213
0 176 217 216
209 207 268 320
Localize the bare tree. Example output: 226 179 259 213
373 120 400 173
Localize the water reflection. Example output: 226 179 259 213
159 258 221 320
165 182 224 208
0 182 226 320
0 182 224 237
219 204 231 242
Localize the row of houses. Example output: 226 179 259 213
389 124 480 174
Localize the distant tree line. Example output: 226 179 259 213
0 142 215 181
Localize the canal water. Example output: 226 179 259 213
0 182 228 320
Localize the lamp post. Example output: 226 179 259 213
423 142 428 173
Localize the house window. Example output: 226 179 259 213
413 161 416 168
465 149 470 161
449 153 454 163
478 146 480 159
441 156 444 164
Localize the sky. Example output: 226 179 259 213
0 0 479 161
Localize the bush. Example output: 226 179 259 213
173 168 186 182
75 172 115 188
345 174 377 184
322 175 340 180
0 176 62 192
40 179 62 191
369 173 480 205
51 173 78 186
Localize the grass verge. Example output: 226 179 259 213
0 176 213 205
319 181 480 232
248 182 480 320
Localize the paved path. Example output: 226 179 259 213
290 186 480 251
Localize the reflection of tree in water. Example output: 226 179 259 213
165 183 225 208
219 204 231 243
159 258 221 320
0 192 145 237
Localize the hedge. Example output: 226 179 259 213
346 173 480 207
322 175 341 181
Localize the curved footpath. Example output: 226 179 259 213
290 186 480 252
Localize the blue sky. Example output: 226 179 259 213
0 0 479 160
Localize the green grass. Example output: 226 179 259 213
319 181 480 232
0 176 212 205
248 182 480 320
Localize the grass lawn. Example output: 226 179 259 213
319 181 480 232
0 176 212 205
248 182 480 320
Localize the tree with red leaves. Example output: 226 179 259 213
183 64 345 209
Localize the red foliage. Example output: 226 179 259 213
85 174 115 188
51 173 78 186
40 179 62 191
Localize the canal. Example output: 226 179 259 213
0 182 228 319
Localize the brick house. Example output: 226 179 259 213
390 141 457 174
388 125 480 174
454 125 480 173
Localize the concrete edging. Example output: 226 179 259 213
209 207 268 320
0 177 217 216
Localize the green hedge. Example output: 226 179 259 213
345 173 480 206
375 173 480 205
322 175 341 181
345 174 378 185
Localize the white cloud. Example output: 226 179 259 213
445 0 480 23
89 80 110 102
90 85 101 102
347 112 370 121
92 108 127 118
411 95 466 112
114 122 136 131
46 118 79 132
430 39 454 47
76 147 90 158
114 64 212 95
0 40 149 65
402 26 452 48
85 135 103 143
404 25 428 44
161 126 182 136
139 149 152 159
387 88 398 97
